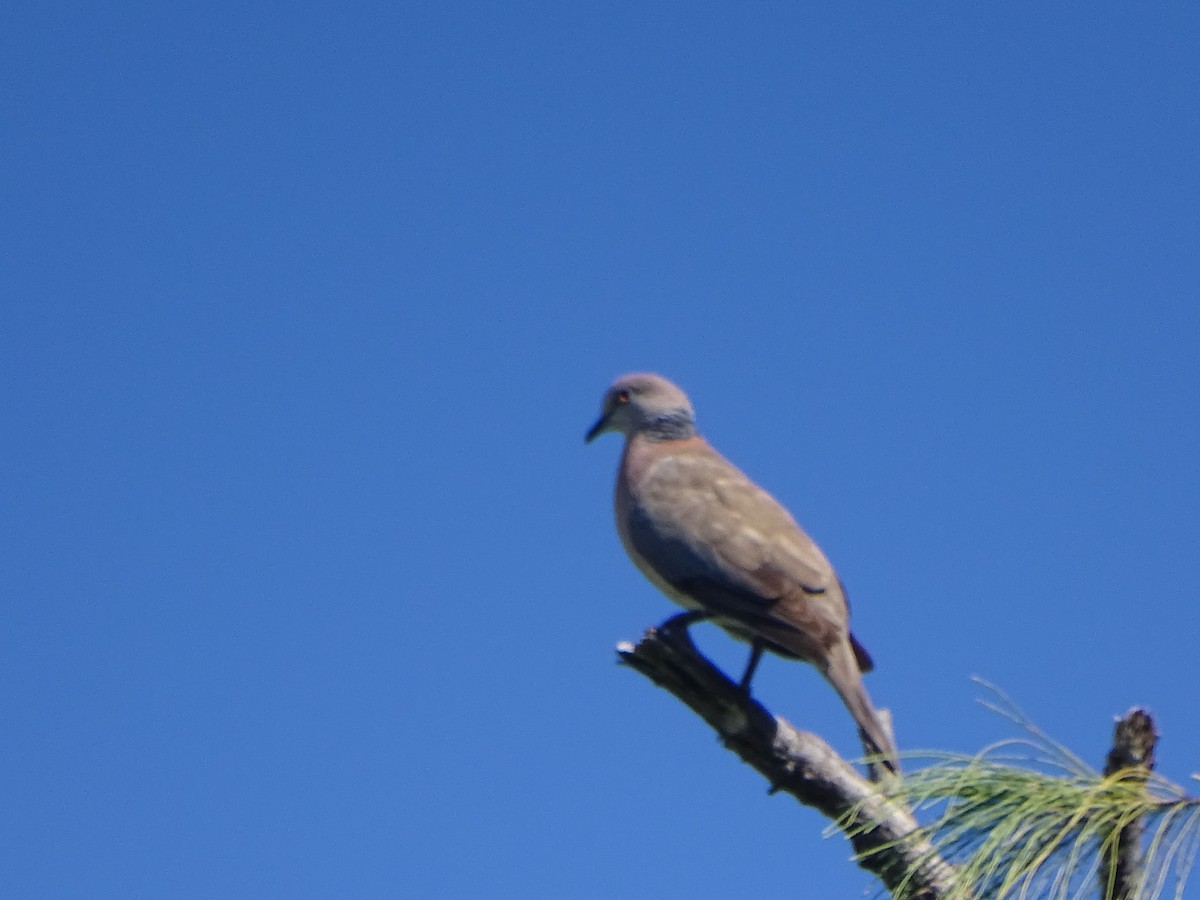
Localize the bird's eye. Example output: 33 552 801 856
615 390 631 404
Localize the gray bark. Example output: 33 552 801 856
617 613 959 900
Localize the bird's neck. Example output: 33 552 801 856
638 411 698 442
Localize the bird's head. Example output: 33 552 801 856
585 373 697 443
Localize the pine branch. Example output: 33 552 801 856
1102 708 1159 900
616 612 959 900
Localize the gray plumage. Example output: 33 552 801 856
587 372 898 773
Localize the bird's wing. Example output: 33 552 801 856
627 446 838 628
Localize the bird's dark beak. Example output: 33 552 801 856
585 412 609 444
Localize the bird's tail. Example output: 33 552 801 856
824 641 900 775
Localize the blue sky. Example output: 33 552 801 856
4 3 1200 898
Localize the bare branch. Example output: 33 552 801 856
617 613 959 900
1101 707 1159 900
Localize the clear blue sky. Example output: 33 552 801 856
4 3 1199 898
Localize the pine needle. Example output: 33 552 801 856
842 682 1200 899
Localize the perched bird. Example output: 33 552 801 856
586 372 898 773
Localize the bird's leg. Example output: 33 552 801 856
738 641 765 693
657 609 712 637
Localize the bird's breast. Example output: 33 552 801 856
613 439 703 609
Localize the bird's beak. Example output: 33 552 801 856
585 412 610 444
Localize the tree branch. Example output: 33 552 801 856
1101 707 1158 900
616 613 959 900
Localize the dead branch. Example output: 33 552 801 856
617 613 959 900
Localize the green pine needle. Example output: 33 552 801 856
840 682 1200 899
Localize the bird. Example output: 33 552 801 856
586 372 898 773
